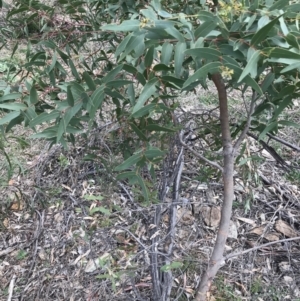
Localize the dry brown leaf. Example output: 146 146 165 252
228 221 238 239
201 205 221 228
275 220 298 237
177 208 194 225
264 233 279 241
249 226 264 235
236 217 256 226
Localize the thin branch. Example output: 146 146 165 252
225 236 300 260
266 133 300 152
179 131 223 173
233 91 258 152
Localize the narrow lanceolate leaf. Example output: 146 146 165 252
280 62 300 73
61 101 83 134
105 80 132 88
273 97 293 120
0 93 22 102
144 147 166 159
129 123 148 141
145 45 155 68
161 42 173 65
238 50 260 83
258 121 277 140
101 20 141 32
268 48 300 60
136 174 150 201
183 62 221 88
185 48 221 61
195 20 217 39
68 59 80 81
29 111 60 127
261 73 275 92
67 85 74 107
102 65 124 83
131 103 157 118
116 171 137 180
82 71 96 90
89 86 105 119
174 41 186 77
269 0 289 10
165 26 185 42
114 153 143 171
0 103 27 110
132 78 158 115
251 15 281 46
0 111 21 125
278 120 300 128
29 86 39 104
279 16 289 36
285 33 299 49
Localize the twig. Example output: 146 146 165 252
266 133 300 152
179 131 223 173
7 275 16 301
225 236 300 260
233 91 258 152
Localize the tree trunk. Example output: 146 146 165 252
194 73 235 301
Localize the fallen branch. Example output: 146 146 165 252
225 236 300 261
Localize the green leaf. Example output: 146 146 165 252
68 59 81 81
67 85 74 107
116 171 137 180
129 123 148 141
140 7 157 19
131 103 156 118
144 147 166 159
251 15 281 46
101 20 140 32
261 73 275 92
90 206 110 215
82 71 96 90
0 93 22 102
185 47 221 61
164 26 185 42
145 124 176 132
269 0 289 10
258 121 277 140
285 33 299 49
0 111 21 125
132 78 158 115
174 41 186 77
238 50 260 82
29 111 60 127
280 62 300 73
89 86 105 118
273 97 293 120
195 20 217 39
152 64 172 72
161 261 183 272
105 80 132 88
145 45 155 68
57 102 82 142
278 120 300 128
84 194 105 201
0 103 27 110
268 48 300 60
115 153 143 171
161 42 173 65
103 65 124 83
161 76 184 89
115 34 132 57
136 174 149 201
183 62 221 88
